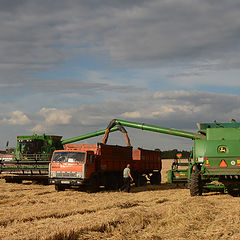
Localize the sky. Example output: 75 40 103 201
1 0 240 150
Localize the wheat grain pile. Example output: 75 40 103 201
0 160 240 240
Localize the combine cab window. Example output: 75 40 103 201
52 151 85 163
19 139 44 154
19 141 34 154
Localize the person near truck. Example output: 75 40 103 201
120 164 133 192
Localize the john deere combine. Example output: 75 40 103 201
104 119 240 196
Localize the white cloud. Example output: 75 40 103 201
121 111 141 118
39 108 72 125
1 110 31 125
31 124 46 133
32 91 240 132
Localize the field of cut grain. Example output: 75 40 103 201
0 159 240 240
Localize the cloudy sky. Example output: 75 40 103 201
1 0 240 150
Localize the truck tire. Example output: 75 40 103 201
55 184 65 191
190 167 202 196
86 176 99 193
105 173 118 190
150 172 161 185
139 175 147 186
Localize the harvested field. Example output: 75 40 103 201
0 159 240 240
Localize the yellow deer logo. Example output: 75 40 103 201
218 146 227 153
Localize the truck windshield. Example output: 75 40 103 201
52 152 85 163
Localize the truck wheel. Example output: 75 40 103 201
55 184 65 191
156 172 161 185
134 173 140 187
139 176 147 186
150 174 156 185
87 176 99 193
105 174 118 190
150 172 161 185
190 168 202 196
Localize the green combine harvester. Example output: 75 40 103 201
104 119 240 196
0 127 120 183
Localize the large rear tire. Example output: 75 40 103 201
190 167 202 196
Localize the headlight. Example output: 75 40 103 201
76 172 82 178
50 171 56 178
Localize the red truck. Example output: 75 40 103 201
49 143 161 192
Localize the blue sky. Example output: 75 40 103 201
1 0 240 150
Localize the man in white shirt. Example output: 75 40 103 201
120 164 133 192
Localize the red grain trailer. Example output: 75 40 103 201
132 148 162 186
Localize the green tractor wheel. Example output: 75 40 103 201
190 166 202 196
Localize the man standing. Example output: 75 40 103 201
120 164 134 192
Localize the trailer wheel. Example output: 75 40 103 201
150 172 161 185
190 167 202 196
139 175 147 186
55 184 65 191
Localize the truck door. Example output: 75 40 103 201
85 151 96 179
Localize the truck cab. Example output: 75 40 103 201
49 145 96 191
